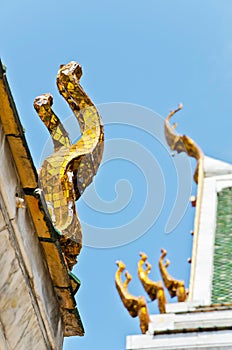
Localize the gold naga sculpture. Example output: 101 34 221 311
165 104 204 299
115 104 205 328
115 260 150 334
164 103 203 184
159 249 187 302
34 61 104 270
138 252 166 314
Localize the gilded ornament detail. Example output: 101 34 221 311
164 104 204 299
34 61 104 270
159 249 187 302
138 252 166 314
164 103 203 184
115 260 150 334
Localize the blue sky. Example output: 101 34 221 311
1 1 232 349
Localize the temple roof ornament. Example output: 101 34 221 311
115 105 207 332
164 105 205 300
34 61 104 270
0 59 86 336
115 261 150 334
115 249 187 331
164 103 203 184
138 252 166 314
159 249 187 302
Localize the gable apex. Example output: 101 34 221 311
204 155 232 178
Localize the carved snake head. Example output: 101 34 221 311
139 252 148 262
116 260 126 271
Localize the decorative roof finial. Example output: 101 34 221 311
34 61 104 270
164 103 203 183
138 252 166 314
115 261 150 334
159 249 187 302
164 104 204 299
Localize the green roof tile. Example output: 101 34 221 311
212 187 232 303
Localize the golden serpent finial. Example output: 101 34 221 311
164 104 204 299
33 61 104 270
164 103 203 183
115 260 150 334
159 249 187 302
138 252 166 314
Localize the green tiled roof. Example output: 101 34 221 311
212 187 232 303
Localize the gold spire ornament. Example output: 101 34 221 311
159 249 187 302
164 103 203 184
34 61 104 270
115 261 150 334
164 104 204 299
138 252 166 314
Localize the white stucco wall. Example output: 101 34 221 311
0 124 63 349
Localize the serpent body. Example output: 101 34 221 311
34 61 104 269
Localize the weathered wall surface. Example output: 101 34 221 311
0 123 63 349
